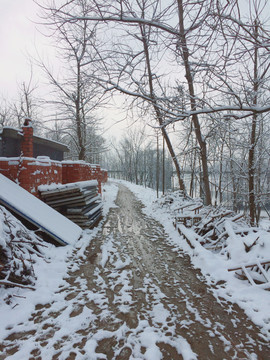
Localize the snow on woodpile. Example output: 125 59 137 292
183 207 269 263
39 180 103 229
155 191 270 287
119 181 270 285
0 205 47 290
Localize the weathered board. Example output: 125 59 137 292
0 174 82 245
39 181 103 229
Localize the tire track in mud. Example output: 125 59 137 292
1 184 270 359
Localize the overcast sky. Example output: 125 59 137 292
2 0 268 141
0 0 128 138
0 0 45 99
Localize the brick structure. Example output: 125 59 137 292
21 122 34 158
1 125 69 160
62 161 103 194
0 156 62 196
0 156 108 197
0 122 108 197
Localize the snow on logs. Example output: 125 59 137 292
39 180 102 229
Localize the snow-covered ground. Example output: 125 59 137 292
0 182 119 343
118 179 270 340
1 179 270 359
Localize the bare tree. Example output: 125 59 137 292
38 0 107 160
212 0 270 223
0 99 13 128
38 0 270 213
13 78 39 129
107 126 173 191
38 0 188 190
138 19 186 192
1 70 40 130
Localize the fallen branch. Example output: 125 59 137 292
228 260 270 272
244 237 260 253
0 279 35 291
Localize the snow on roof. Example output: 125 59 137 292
0 174 82 246
1 126 21 133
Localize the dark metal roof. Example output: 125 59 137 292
0 127 69 152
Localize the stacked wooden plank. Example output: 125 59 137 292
39 180 102 229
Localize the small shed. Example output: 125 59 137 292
0 126 69 161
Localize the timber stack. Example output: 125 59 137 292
39 180 102 229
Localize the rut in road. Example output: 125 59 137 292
1 184 270 360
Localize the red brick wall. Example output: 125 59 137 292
0 125 107 197
0 157 62 197
62 161 91 183
0 158 107 196
0 158 19 183
62 162 102 193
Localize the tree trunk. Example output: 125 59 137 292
76 64 85 161
156 133 159 197
249 120 257 226
248 21 259 226
140 24 186 193
177 0 212 205
162 136 165 195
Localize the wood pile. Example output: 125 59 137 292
174 202 246 251
193 211 244 249
173 201 204 228
169 191 270 288
228 260 270 289
0 205 46 291
39 181 102 229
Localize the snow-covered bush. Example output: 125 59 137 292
0 205 48 290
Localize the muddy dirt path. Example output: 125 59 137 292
1 184 270 359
